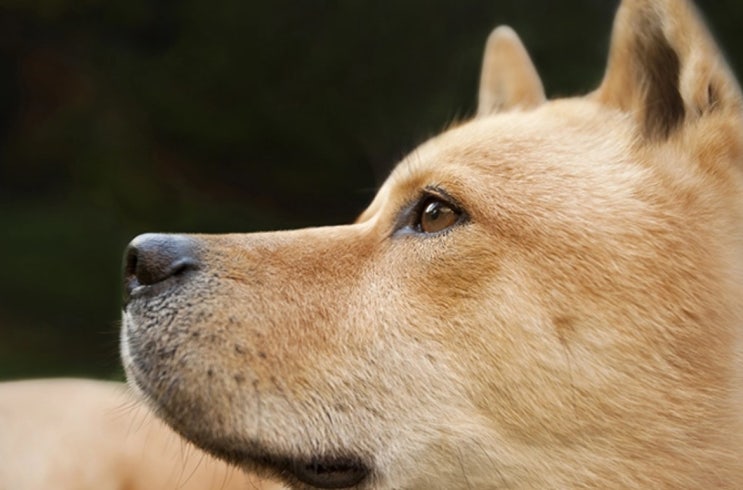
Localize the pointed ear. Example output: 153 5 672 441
595 0 743 140
477 26 546 117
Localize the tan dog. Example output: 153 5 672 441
0 378 284 489
121 0 743 488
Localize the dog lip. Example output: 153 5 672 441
210 444 371 489
288 456 370 489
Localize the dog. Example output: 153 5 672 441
120 0 743 487
0 378 284 489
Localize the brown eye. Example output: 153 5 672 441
418 198 460 234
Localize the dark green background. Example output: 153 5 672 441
1 0 740 379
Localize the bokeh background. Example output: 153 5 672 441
1 0 740 380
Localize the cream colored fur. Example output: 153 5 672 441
121 0 743 488
0 378 283 490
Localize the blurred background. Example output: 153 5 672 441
0 0 740 380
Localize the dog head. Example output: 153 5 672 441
121 1 743 488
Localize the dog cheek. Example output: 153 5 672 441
379 238 590 439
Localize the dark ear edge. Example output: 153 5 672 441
596 3 685 140
595 0 743 141
634 11 685 139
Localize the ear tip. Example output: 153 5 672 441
478 24 545 116
486 26 520 46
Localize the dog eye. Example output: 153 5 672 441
417 197 461 234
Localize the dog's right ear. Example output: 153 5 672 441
477 26 545 117
595 0 743 141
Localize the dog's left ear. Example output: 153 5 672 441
477 26 545 116
595 0 743 140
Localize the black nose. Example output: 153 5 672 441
123 233 200 303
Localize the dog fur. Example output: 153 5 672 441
121 0 743 488
0 378 283 489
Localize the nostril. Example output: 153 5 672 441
122 233 200 303
124 246 139 280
